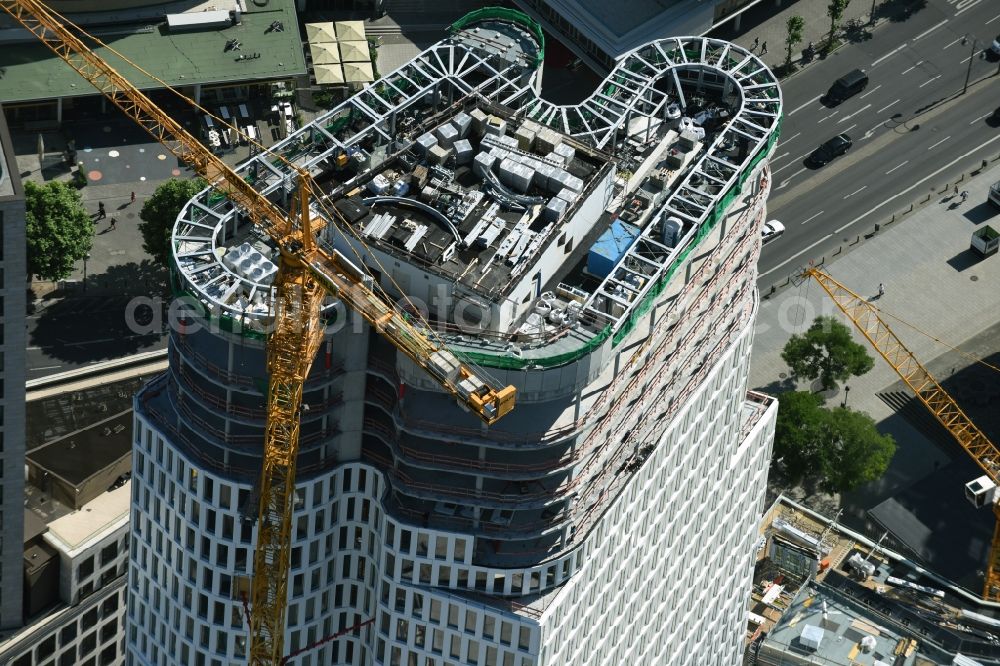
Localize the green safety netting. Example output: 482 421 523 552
448 7 545 69
459 118 782 370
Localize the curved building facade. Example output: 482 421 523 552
128 11 780 666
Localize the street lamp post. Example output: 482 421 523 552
964 38 978 95
842 385 851 408
83 253 90 292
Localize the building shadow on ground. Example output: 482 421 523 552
30 261 169 365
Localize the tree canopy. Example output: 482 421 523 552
784 16 805 70
24 180 94 281
774 390 895 493
826 0 851 49
138 178 206 266
781 315 874 391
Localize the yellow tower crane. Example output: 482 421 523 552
0 2 517 663
803 267 1000 601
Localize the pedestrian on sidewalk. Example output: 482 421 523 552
130 191 136 204
961 190 969 203
109 217 117 231
760 41 768 55
751 37 759 52
878 282 885 298
97 201 106 219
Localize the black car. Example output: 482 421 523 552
808 134 852 166
825 69 869 105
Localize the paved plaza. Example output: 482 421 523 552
751 163 1000 584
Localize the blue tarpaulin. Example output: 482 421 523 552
587 219 640 278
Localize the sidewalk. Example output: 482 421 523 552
750 165 1000 518
712 0 919 72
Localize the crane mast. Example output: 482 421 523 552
0 2 517 663
803 267 1000 600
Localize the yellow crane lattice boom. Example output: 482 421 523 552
0 2 517 663
803 267 1000 600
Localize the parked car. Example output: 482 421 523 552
825 69 869 105
761 220 785 244
807 134 853 166
990 34 1000 56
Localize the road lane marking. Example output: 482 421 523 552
844 186 868 199
787 95 822 116
839 104 872 123
862 122 884 139
776 132 800 148
927 135 951 150
944 36 964 48
833 134 1000 234
842 124 857 134
762 135 1000 279
776 167 808 189
912 20 948 42
877 99 900 113
760 234 833 277
800 211 824 225
918 74 942 88
872 45 906 67
817 111 839 123
859 85 883 99
771 152 814 174
971 112 993 124
900 61 924 74
956 0 984 16
988 13 1000 24
885 160 908 174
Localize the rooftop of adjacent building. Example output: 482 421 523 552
22 375 144 556
28 410 131 490
750 496 1000 666
514 0 721 65
43 483 130 555
0 0 305 104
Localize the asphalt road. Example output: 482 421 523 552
759 0 1000 280
26 292 168 382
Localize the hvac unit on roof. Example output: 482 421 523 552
799 625 823 651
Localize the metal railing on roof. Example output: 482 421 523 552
447 7 545 69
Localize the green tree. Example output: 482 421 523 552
138 178 206 266
24 180 94 281
774 391 896 492
819 407 896 492
773 390 827 484
781 315 874 391
826 0 851 51
784 16 806 71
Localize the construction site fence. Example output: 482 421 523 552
448 7 545 69
459 120 780 371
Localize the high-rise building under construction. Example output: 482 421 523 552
127 12 780 666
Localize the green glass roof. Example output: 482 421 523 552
0 0 306 104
